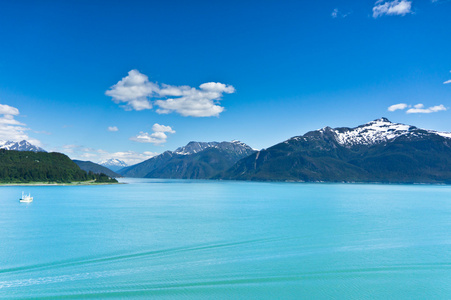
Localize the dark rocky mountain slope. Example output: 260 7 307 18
217 118 451 183
119 141 256 179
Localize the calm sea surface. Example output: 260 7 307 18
1 178 451 299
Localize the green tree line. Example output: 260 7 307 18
0 149 117 183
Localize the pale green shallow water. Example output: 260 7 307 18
1 178 451 299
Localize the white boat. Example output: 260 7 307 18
20 191 33 203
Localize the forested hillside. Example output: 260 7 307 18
73 160 120 178
0 149 117 183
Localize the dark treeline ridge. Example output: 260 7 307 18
0 149 117 183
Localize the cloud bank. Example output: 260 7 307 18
106 70 235 117
388 103 447 114
60 144 158 165
373 0 412 18
406 104 447 114
0 103 40 145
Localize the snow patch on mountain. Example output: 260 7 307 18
0 140 46 152
99 158 128 171
174 141 220 155
317 118 451 147
174 141 255 155
331 118 414 146
435 132 451 139
290 118 451 147
231 140 258 151
99 158 128 167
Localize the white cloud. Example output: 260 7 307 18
373 0 412 18
108 151 159 165
388 103 409 111
331 8 351 18
62 144 79 153
152 123 175 133
130 123 175 145
0 114 23 126
108 126 119 132
61 144 158 165
105 69 157 111
406 104 447 114
0 104 19 115
80 152 97 159
130 131 168 144
199 82 236 94
155 97 225 117
444 80 451 84
0 103 40 145
388 103 447 114
106 70 235 117
155 82 235 117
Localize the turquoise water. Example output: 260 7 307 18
1 178 451 299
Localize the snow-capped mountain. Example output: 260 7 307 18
220 118 451 183
330 118 415 146
294 118 451 147
174 140 254 155
0 140 46 152
174 142 220 155
215 140 257 154
99 158 128 172
119 140 256 179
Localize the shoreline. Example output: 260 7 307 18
0 181 123 186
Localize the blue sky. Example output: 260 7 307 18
0 0 450 164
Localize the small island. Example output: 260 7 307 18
0 149 118 185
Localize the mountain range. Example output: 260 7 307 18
217 118 451 183
119 140 256 179
8 118 451 184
